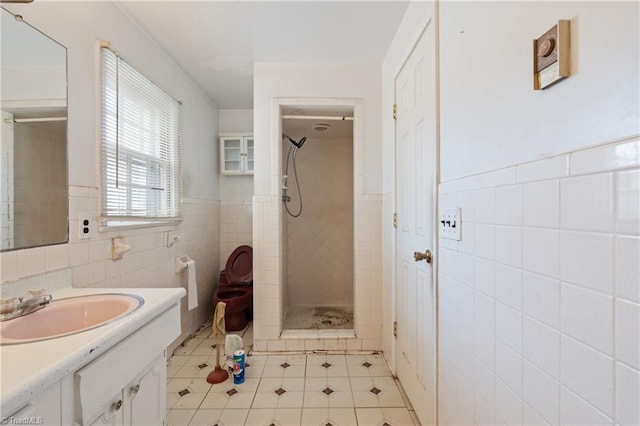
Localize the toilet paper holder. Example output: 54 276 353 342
175 255 192 273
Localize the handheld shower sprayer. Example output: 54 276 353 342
282 133 306 217
282 175 290 202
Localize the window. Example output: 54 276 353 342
100 45 182 226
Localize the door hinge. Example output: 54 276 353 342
393 212 398 228
393 321 398 338
392 103 398 120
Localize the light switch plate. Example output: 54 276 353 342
440 208 461 241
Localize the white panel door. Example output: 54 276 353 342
395 18 437 425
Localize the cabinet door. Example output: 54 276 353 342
123 353 166 426
4 383 61 426
220 137 243 174
88 391 124 426
244 136 254 174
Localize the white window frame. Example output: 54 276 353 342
100 43 182 229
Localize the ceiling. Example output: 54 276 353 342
282 105 353 139
283 118 353 140
116 1 409 109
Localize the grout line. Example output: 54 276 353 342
166 352 411 424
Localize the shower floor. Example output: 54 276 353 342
283 305 354 330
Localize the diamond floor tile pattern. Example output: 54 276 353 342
166 352 418 425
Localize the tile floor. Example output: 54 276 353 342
166 323 419 425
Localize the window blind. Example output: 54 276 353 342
101 46 182 223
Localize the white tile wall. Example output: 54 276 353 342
615 236 640 302
284 138 353 308
560 385 613 426
522 360 559 424
616 169 640 235
0 187 220 354
523 316 560 379
219 201 253 269
616 362 640 425
437 137 640 425
615 299 640 370
522 272 560 329
560 173 614 232
560 283 613 355
560 231 614 293
561 336 614 417
494 265 521 310
522 179 560 228
522 228 560 279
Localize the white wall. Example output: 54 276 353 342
439 1 639 182
218 109 253 270
0 1 221 351
219 109 254 202
253 63 382 196
219 109 253 134
382 1 639 424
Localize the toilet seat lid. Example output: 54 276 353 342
225 245 253 284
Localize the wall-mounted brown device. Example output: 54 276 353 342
533 20 570 90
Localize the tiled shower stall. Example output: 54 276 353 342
282 135 354 330
252 194 382 352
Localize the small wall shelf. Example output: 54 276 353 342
220 133 254 175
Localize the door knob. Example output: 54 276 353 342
414 249 432 264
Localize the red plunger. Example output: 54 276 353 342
206 302 228 384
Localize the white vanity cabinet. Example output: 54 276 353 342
123 354 166 425
75 303 179 425
1 383 61 425
85 353 165 426
1 298 181 426
220 134 254 175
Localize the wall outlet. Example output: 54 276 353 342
440 208 461 241
78 213 91 240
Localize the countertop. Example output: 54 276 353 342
0 286 185 417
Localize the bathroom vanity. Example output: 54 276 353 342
0 287 185 425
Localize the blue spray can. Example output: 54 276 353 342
232 349 245 384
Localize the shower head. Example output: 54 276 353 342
291 137 306 149
283 134 306 149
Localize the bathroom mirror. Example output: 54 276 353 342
0 7 68 252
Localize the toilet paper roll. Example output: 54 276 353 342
186 259 198 311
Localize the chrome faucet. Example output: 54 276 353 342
0 290 53 321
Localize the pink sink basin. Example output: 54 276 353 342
0 294 144 345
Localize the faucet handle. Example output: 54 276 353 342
27 289 48 299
